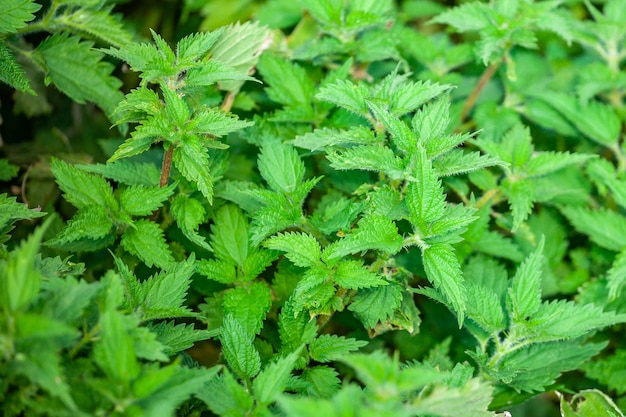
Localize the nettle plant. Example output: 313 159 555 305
3 0 626 416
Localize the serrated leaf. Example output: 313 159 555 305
220 314 261 379
0 193 45 233
211 204 249 266
0 43 34 94
191 107 253 137
507 237 544 322
411 377 494 417
121 219 174 269
291 126 378 151
559 389 625 417
292 267 336 314
258 142 305 194
265 232 322 268
36 33 123 115
197 369 254 415
210 21 270 92
279 298 319 358
433 150 503 177
316 79 369 117
77 160 160 186
257 54 315 109
323 215 403 261
334 260 387 289
51 158 117 211
608 247 626 300
176 29 224 64
93 308 140 383
170 195 211 251
47 206 113 246
466 283 505 334
413 96 450 144
305 0 343 25
242 249 278 281
525 151 595 178
148 321 215 355
172 138 213 203
0 0 41 35
431 2 494 32
141 255 195 320
560 206 626 252
422 243 466 325
309 335 367 362
253 350 301 405
406 149 445 226
55 8 134 48
583 350 626 396
326 145 405 179
197 259 237 284
366 101 416 154
223 282 272 336
120 183 176 216
390 80 452 117
502 178 534 233
348 283 403 329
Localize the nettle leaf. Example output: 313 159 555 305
35 33 123 115
422 243 466 325
176 29 224 64
560 206 626 252
119 183 176 216
334 260 388 289
366 101 416 154
502 178 535 233
413 96 451 144
211 204 249 266
432 150 503 177
51 158 117 211
191 107 253 137
77 160 160 187
93 308 140 384
148 321 215 356
608 247 626 300
46 206 113 246
170 195 211 251
389 80 452 117
317 79 370 118
197 258 237 284
431 2 494 32
525 151 595 178
253 350 301 405
209 21 270 92
257 142 305 194
172 138 213 203
0 43 34 94
348 282 403 329
257 54 315 109
220 314 262 379
507 237 545 323
406 149 445 226
0 0 41 35
198 368 254 416
559 389 625 417
55 8 134 48
265 232 322 268
466 283 505 335
309 335 367 362
323 215 403 261
223 282 272 336
326 145 405 179
140 255 195 320
292 267 336 314
305 0 343 25
121 219 174 269
279 298 319 357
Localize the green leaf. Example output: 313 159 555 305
502 178 535 232
0 42 34 94
191 107 253 137
279 298 319 358
334 260 387 289
291 126 378 151
465 283 505 334
317 79 369 118
197 369 254 416
431 2 494 32
220 314 262 379
257 54 315 109
209 21 270 92
583 350 626 396
141 255 195 320
172 138 213 203
389 80 452 117
406 149 445 226
432 150 503 177
77 160 160 186
46 206 113 246
348 283 403 329
422 243 466 325
55 8 134 48
170 195 211 251
305 0 343 25
36 33 123 115
211 204 249 266
411 377 494 417
309 335 367 362
507 236 544 322
197 258 237 284
120 183 176 216
560 206 626 252
223 282 272 336
326 145 405 179
0 0 41 35
323 215 403 261
525 151 595 178
559 389 625 417
258 142 305 194
51 158 117 211
413 96 451 144
148 321 216 356
176 29 224 64
0 216 52 312
121 219 174 269
265 232 322 268
608 247 626 300
253 350 301 405
0 193 46 238
93 308 140 383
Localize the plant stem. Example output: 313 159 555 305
460 61 501 123
159 145 174 187
220 91 236 113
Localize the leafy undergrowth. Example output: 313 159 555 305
2 0 626 416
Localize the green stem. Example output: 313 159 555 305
17 1 61 35
460 60 502 123
69 323 100 358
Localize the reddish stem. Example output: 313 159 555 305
460 61 501 123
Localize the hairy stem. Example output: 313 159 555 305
159 145 174 188
220 91 237 113
460 61 502 123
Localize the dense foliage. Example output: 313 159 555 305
2 0 626 416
